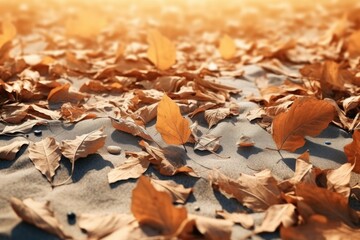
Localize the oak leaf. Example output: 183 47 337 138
10 197 70 239
344 130 360 173
131 176 188 236
147 29 176 70
272 97 335 152
156 94 191 145
111 117 153 141
108 151 151 184
0 19 16 49
219 34 236 60
150 178 192 204
209 169 282 212
0 140 29 161
28 137 61 183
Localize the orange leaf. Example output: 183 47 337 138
147 29 176 70
272 97 335 152
219 34 236 60
344 130 360 173
131 176 187 236
47 83 85 103
156 94 191 145
0 19 16 49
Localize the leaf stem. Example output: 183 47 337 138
182 144 187 153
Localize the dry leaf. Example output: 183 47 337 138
28 137 61 182
272 97 335 152
47 83 85 103
60 103 97 123
255 204 296 233
131 176 187 236
236 134 255 147
0 140 29 161
10 197 70 239
219 34 236 60
280 215 360 240
108 151 151 184
204 102 240 128
0 19 16 49
150 178 192 204
344 130 360 173
156 94 191 145
216 210 254 229
147 29 176 70
295 183 360 228
111 117 153 141
0 119 48 135
209 169 282 212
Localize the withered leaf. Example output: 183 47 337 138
0 140 29 161
209 169 282 212
47 83 85 103
321 163 354 198
156 94 191 145
147 29 176 70
111 117 153 141
0 119 48 135
108 151 151 184
219 34 236 60
204 102 240 128
0 19 16 49
236 134 255 148
190 121 221 152
131 176 187 236
344 130 360 173
216 210 254 229
28 137 61 182
272 97 335 152
10 197 70 239
150 178 192 204
255 204 296 233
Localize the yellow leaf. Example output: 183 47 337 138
147 29 176 70
219 34 236 60
156 94 191 145
0 19 16 49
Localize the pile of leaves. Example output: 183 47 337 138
0 0 360 239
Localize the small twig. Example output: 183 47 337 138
182 144 187 153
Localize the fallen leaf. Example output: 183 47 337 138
28 137 61 182
47 83 85 103
60 103 97 123
204 102 240 128
190 121 221 152
0 119 48 135
236 134 255 147
216 210 254 229
150 178 192 204
156 94 191 145
209 169 282 212
344 130 360 173
108 151 151 184
10 197 70 239
255 204 297 233
272 97 335 152
0 19 16 49
147 29 176 70
0 140 29 160
280 215 360 240
131 176 187 236
347 30 360 58
219 34 236 60
111 117 153 141
58 127 106 185
295 183 360 228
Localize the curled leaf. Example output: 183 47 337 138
0 140 28 161
150 178 192 204
111 117 153 141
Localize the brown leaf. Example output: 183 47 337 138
344 130 360 173
139 140 197 177
190 121 221 152
280 215 360 240
295 183 360 228
107 151 151 184
216 210 254 229
47 83 85 103
255 204 297 233
0 140 29 160
131 176 187 236
28 137 61 182
60 103 97 123
219 34 236 60
111 117 153 141
147 29 176 70
150 178 192 204
272 97 335 152
0 19 16 49
0 119 48 135
10 197 70 239
204 102 240 128
209 169 282 212
347 30 360 58
156 94 191 145
236 134 255 147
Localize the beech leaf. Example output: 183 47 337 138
10 197 70 239
272 97 335 152
0 140 28 160
147 29 176 70
156 94 191 145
